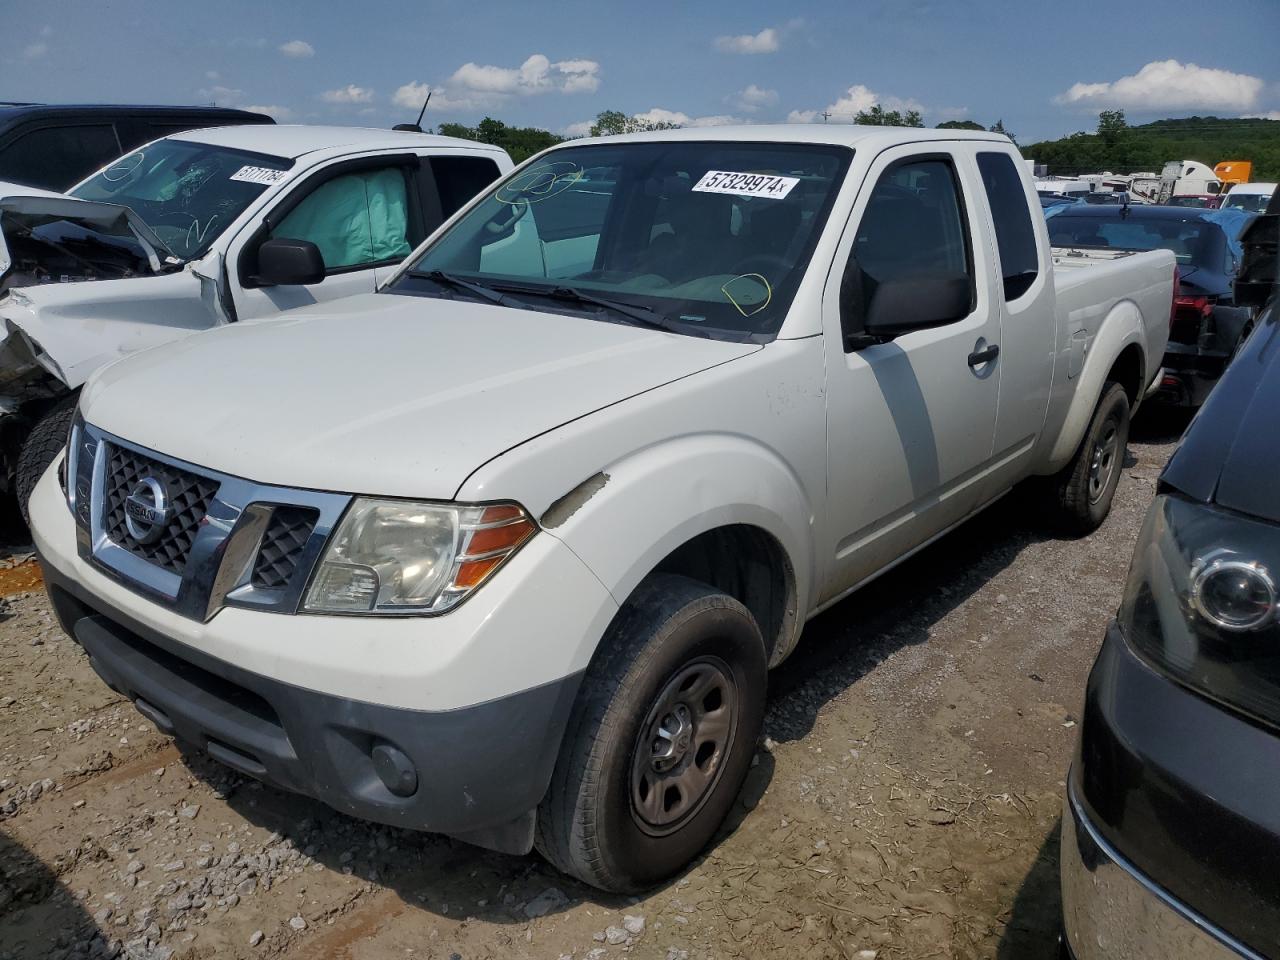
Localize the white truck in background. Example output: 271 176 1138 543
32 126 1174 892
0 125 512 511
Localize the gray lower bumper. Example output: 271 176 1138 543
1061 775 1263 960
41 550 582 855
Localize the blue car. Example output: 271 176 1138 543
1046 204 1257 405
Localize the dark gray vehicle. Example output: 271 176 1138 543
1061 196 1280 958
0 103 272 191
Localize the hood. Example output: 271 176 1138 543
1164 301 1280 522
82 292 760 499
0 194 174 290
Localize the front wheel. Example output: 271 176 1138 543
15 394 78 526
536 574 767 892
1048 382 1130 535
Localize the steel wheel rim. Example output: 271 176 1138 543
630 656 738 836
1088 422 1119 504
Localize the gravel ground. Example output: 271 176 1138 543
0 411 1186 960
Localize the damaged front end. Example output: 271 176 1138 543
0 194 175 296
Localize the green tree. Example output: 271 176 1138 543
1097 110 1128 147
435 117 563 163
988 119 1016 143
853 104 924 127
937 119 985 131
588 109 681 137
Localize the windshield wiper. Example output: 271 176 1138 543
536 285 699 337
408 270 529 309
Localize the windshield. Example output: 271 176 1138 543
394 141 851 340
1047 213 1225 267
1223 193 1272 213
70 140 292 260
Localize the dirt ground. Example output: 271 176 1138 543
0 412 1187 960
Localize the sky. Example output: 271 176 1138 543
3 0 1278 144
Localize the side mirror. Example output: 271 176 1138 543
253 238 326 286
861 273 973 340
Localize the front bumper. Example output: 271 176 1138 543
1061 777 1263 960
30 462 618 852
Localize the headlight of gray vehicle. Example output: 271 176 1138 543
302 499 536 615
1119 493 1280 727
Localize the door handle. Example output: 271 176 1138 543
968 343 999 367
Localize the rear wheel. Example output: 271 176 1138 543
536 574 767 892
1048 382 1130 535
15 394 77 526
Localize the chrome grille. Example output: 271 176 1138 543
251 506 319 590
102 445 219 576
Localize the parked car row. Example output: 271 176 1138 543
23 124 1177 893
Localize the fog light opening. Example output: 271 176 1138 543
371 742 419 798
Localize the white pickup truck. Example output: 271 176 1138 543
32 126 1174 892
0 125 511 510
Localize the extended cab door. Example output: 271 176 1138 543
226 154 427 320
819 144 1002 601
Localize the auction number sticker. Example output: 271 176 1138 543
693 170 799 199
230 165 290 185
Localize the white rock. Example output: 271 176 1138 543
289 915 306 931
604 925 629 944
622 914 646 935
249 930 264 947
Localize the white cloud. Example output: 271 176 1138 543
634 108 741 128
279 39 314 58
1244 111 1280 120
734 84 779 113
934 105 971 121
243 104 294 121
563 120 594 137
449 54 600 97
1056 60 1263 111
714 27 779 54
321 84 375 104
22 41 48 60
390 81 476 112
789 84 925 124
205 70 221 81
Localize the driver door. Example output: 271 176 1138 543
226 157 420 320
819 144 1002 601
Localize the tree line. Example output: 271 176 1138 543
433 109 1279 180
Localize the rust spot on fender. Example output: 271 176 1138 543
540 472 609 529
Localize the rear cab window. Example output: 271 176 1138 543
976 152 1039 301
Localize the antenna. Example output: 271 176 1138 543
393 91 432 133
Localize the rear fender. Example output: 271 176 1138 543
1042 299 1146 472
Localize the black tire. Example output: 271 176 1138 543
1049 382 1130 535
536 573 767 892
16 394 77 526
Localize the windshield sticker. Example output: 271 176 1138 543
229 165 289 185
694 171 799 200
721 273 773 317
496 162 585 205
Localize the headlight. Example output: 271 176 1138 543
303 499 536 615
1118 493 1280 727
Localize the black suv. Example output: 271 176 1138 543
1062 196 1280 958
0 103 272 191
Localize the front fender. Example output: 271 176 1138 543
540 433 816 667
1041 299 1147 473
